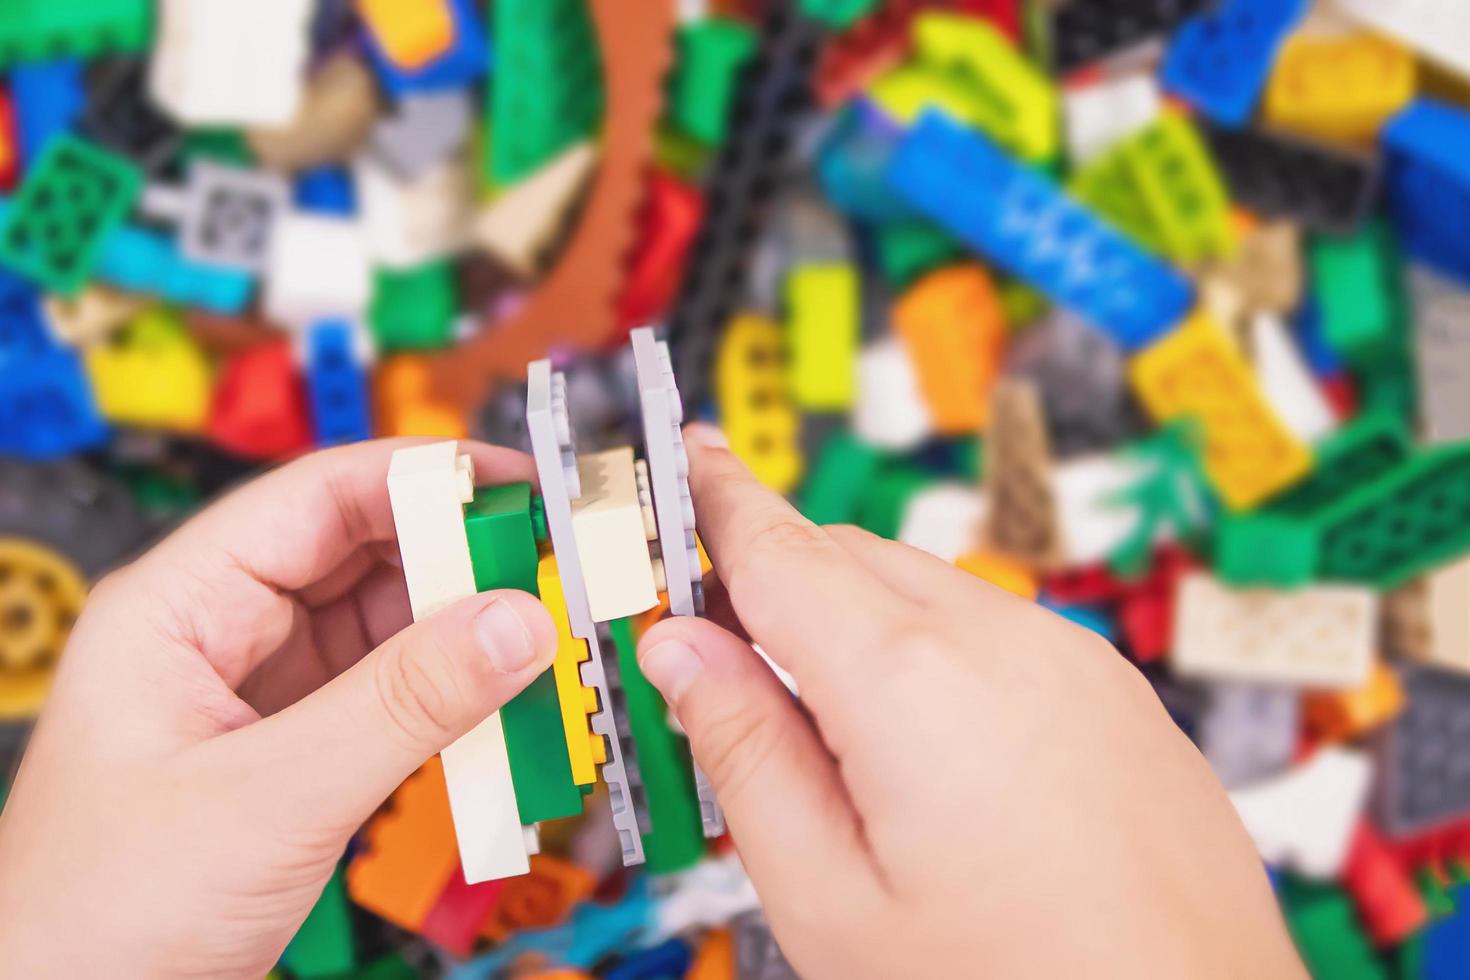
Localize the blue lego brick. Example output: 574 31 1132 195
1161 0 1308 127
293 166 356 216
306 319 372 446
0 347 107 459
0 268 49 358
95 223 253 312
1039 599 1117 642
886 111 1194 351
11 58 85 166
1425 882 1470 980
816 98 918 223
1383 100 1470 287
603 938 693 980
363 0 488 94
1292 298 1343 379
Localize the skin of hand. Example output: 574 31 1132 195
636 425 1308 980
0 440 558 978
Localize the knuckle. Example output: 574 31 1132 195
373 641 460 748
726 518 828 607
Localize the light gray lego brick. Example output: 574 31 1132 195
733 909 799 980
370 90 473 181
527 359 646 866
597 620 653 838
179 160 290 273
1197 682 1299 789
581 626 647 863
774 183 851 264
1373 664 1470 839
1408 265 1470 445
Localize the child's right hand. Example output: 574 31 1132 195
637 425 1307 979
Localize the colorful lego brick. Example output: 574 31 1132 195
368 260 457 352
668 18 758 147
1305 662 1405 744
857 464 933 542
800 429 885 526
1229 747 1373 879
0 345 107 459
480 853 596 943
473 142 596 277
1263 32 1416 144
537 554 603 788
1342 821 1428 948
487 0 602 184
246 53 380 172
206 340 313 461
283 865 356 978
1050 451 1161 568
370 90 473 183
347 758 460 933
1334 0 1470 82
84 307 212 432
893 264 1006 434
569 447 660 624
41 284 140 348
1382 100 1470 287
852 338 934 451
356 0 454 71
874 220 961 288
1310 219 1404 366
362 0 486 94
359 157 471 269
1204 123 1381 236
887 111 1194 352
0 135 140 295
1375 666 1470 838
1196 220 1303 317
304 319 372 446
1388 556 1470 676
785 262 859 410
1160 0 1308 126
1279 877 1389 980
1115 114 1233 263
0 0 150 69
11 59 85 166
76 57 184 178
386 442 528 882
615 170 703 337
1128 310 1312 510
1062 72 1161 167
418 865 504 957
897 482 986 564
0 87 16 190
982 378 1060 567
715 312 803 494
1409 266 1470 445
1197 682 1299 790
1050 0 1211 74
1249 313 1336 445
177 160 290 274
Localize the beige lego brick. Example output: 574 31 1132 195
1172 572 1377 688
981 378 1059 567
42 287 145 347
472 141 596 276
385 442 528 883
570 446 660 623
1387 556 1470 674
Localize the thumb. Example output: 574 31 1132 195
239 589 557 831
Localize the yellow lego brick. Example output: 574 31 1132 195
955 549 1039 600
867 65 984 130
786 262 858 411
356 0 455 71
1128 310 1313 510
84 307 212 431
1263 32 1416 144
715 312 803 492
537 553 602 786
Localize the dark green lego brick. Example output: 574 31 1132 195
282 865 356 978
368 261 457 351
0 0 150 68
668 18 758 147
1279 877 1389 980
0 135 142 295
857 465 933 540
348 954 418 980
465 483 539 594
1310 219 1406 366
1271 411 1410 517
609 617 705 875
488 0 604 184
875 220 962 289
799 430 885 526
181 128 255 168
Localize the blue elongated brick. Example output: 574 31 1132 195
1382 100 1470 287
886 111 1193 351
1161 0 1308 126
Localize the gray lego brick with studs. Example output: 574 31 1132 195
179 160 290 273
1408 265 1470 446
733 909 799 980
526 359 646 866
1373 664 1470 838
1197 682 1299 789
370 90 473 181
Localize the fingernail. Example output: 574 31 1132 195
639 640 703 704
474 599 537 673
684 423 729 450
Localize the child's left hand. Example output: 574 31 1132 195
0 439 559 978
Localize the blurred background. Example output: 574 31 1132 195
2 0 1470 976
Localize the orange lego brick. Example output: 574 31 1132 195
374 355 469 438
955 549 1039 600
893 264 1006 434
347 758 460 933
1264 32 1416 144
1128 309 1312 509
1305 661 1406 743
481 854 597 943
357 0 455 71
687 928 735 980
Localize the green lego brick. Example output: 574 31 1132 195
0 135 142 295
1119 114 1232 263
1279 877 1389 980
488 0 605 184
0 0 150 68
465 483 540 594
608 617 705 875
798 0 878 29
1070 148 1167 255
1310 219 1405 366
368 261 457 351
282 865 356 978
181 129 255 168
1271 411 1411 517
667 18 758 148
1213 512 1320 588
349 954 417 980
800 430 886 526
653 122 713 182
875 220 962 288
857 466 933 541
462 484 580 825
997 276 1049 328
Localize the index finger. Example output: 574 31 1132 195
683 425 909 706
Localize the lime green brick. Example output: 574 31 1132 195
1070 149 1166 254
668 18 757 147
608 617 704 875
368 261 457 351
282 865 356 978
0 0 150 68
1120 114 1232 263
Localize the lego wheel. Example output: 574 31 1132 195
0 540 86 721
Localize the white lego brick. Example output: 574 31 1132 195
473 141 596 276
1331 0 1470 78
1250 313 1337 445
150 0 313 127
1051 451 1160 567
1229 747 1373 879
853 338 934 451
385 443 528 883
1063 72 1162 166
1173 572 1377 688
263 211 373 327
356 157 472 269
651 852 761 940
897 482 988 563
570 447 660 623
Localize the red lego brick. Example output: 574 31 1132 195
1343 821 1428 945
1119 587 1170 663
419 864 506 957
1321 373 1359 422
949 0 1019 41
206 340 313 460
1041 563 1127 605
0 86 17 191
613 169 703 341
814 0 917 107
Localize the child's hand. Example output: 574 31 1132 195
0 440 557 978
637 426 1307 979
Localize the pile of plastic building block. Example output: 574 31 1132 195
4 0 1470 975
